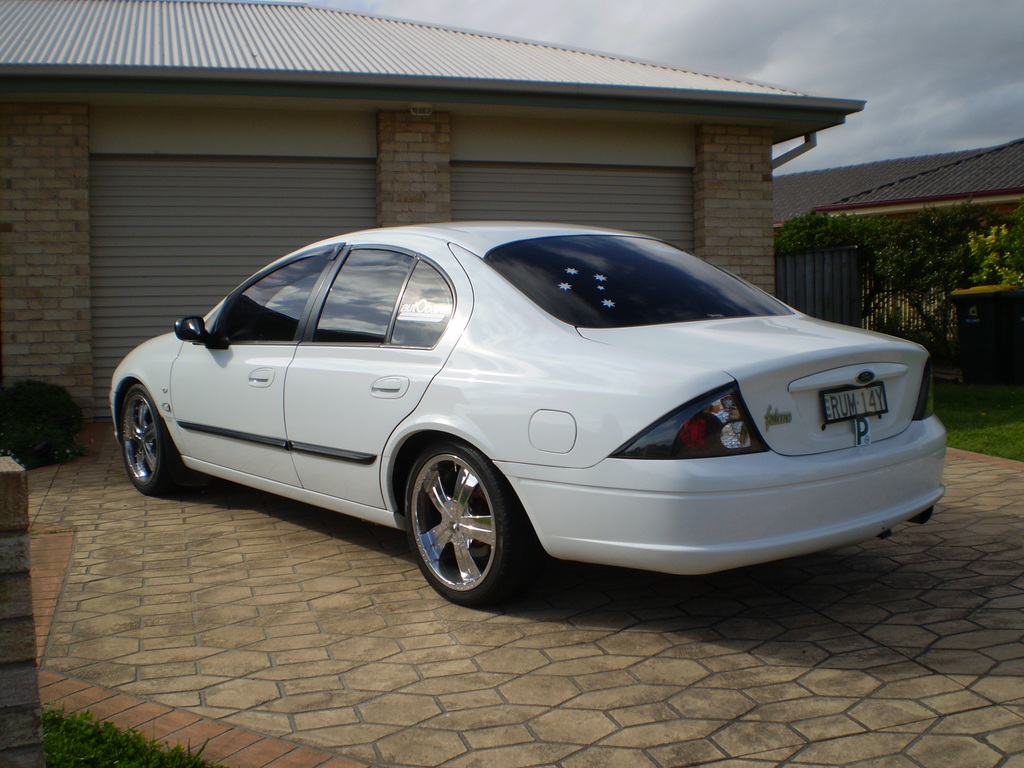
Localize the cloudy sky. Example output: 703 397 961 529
313 0 1024 174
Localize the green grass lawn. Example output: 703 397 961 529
44 709 227 768
934 382 1024 462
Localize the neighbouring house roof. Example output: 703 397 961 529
775 137 1024 221
0 0 862 142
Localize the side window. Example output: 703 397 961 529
314 249 414 344
391 261 454 348
222 252 332 343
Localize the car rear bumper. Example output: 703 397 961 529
498 416 947 575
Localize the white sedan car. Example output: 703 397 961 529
112 222 946 605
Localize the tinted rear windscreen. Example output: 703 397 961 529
484 235 790 328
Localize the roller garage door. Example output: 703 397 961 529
90 156 376 414
451 162 694 250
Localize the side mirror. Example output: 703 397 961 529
175 316 211 344
174 315 226 348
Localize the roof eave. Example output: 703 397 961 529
0 65 864 140
816 187 1024 214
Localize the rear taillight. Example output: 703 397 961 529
913 358 934 421
613 385 767 460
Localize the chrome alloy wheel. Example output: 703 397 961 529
410 453 497 592
122 389 160 483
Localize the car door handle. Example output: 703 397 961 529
248 368 276 388
371 376 410 399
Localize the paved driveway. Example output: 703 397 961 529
28 430 1024 768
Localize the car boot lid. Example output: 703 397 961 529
577 315 928 456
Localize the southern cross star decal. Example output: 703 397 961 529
555 266 613 307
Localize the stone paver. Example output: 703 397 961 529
28 431 1024 767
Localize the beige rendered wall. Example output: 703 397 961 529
89 105 376 157
452 115 695 167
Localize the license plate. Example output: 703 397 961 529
821 382 888 425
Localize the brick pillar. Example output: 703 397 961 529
376 110 451 227
693 124 775 293
0 457 43 768
0 103 93 416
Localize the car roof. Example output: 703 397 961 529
335 221 651 256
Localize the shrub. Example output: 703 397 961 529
971 201 1024 286
867 203 999 358
774 210 897 256
775 203 1006 359
0 380 84 469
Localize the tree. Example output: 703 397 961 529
775 203 1005 359
971 201 1024 286
774 211 893 255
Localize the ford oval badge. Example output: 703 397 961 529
856 370 876 385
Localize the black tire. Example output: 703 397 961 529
119 384 182 496
405 440 542 606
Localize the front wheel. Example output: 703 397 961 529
119 384 181 496
406 441 541 606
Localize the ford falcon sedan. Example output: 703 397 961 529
111 222 946 605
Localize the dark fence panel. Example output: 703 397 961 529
775 246 861 326
775 247 958 356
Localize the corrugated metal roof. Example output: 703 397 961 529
0 0 804 97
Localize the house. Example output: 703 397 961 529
0 0 862 417
774 137 1024 222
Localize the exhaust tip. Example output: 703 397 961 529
908 506 934 525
